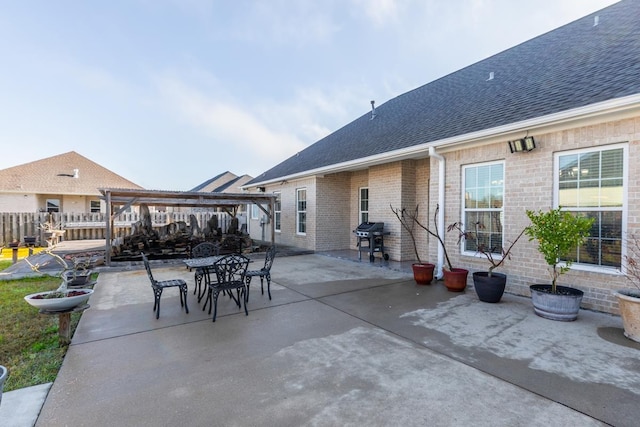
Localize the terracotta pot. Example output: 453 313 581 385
615 291 640 343
529 284 583 321
472 272 506 303
443 268 468 292
412 263 435 285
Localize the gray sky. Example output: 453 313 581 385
0 0 619 190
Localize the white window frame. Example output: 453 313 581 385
274 191 281 232
553 143 628 274
296 188 306 235
461 160 504 258
359 187 369 224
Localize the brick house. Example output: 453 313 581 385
243 0 640 314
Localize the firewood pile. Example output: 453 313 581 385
110 204 252 261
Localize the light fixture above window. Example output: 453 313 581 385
508 136 536 153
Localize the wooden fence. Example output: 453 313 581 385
0 211 233 246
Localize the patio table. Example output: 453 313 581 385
183 256 223 270
183 256 253 303
183 256 224 302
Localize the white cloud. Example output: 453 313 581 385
154 74 306 165
228 1 340 46
350 0 401 28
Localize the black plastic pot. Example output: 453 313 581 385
472 272 506 303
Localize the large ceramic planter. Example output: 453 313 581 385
529 284 583 321
412 263 435 285
443 268 468 292
0 365 7 408
24 289 94 312
615 290 640 343
472 272 506 303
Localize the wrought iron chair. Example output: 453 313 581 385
141 252 189 319
190 242 220 301
245 246 277 300
202 254 250 322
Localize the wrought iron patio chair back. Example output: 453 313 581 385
141 252 189 319
191 241 220 259
191 242 221 300
245 245 277 300
205 254 250 322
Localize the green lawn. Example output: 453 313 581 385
0 275 82 391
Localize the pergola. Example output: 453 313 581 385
99 188 277 265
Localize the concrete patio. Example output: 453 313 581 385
3 251 640 426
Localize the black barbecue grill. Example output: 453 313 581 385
354 222 390 262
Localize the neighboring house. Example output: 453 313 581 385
190 171 254 194
243 0 640 314
188 171 254 228
0 151 143 213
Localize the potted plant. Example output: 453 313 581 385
461 222 526 303
615 234 640 342
391 204 467 291
391 204 435 285
524 207 594 321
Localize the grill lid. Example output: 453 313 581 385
355 222 385 236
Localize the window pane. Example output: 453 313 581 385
601 149 623 178
476 188 488 208
579 152 600 181
465 189 477 209
557 147 624 268
558 154 579 182
47 199 60 213
298 213 306 233
274 193 281 231
490 187 503 209
463 163 504 256
465 168 476 187
477 166 490 186
360 188 369 223
297 189 306 234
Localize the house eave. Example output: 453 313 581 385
244 93 640 188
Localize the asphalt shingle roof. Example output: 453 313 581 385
190 172 254 193
248 0 639 185
0 151 142 195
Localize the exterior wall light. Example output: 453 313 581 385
509 136 536 153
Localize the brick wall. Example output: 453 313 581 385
316 173 351 251
429 115 640 314
259 114 640 315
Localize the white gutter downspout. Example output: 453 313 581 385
429 146 445 279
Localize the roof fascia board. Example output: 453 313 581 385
245 94 640 188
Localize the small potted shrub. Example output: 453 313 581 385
391 204 467 291
525 207 594 321
615 234 640 342
391 204 435 285
461 222 526 303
